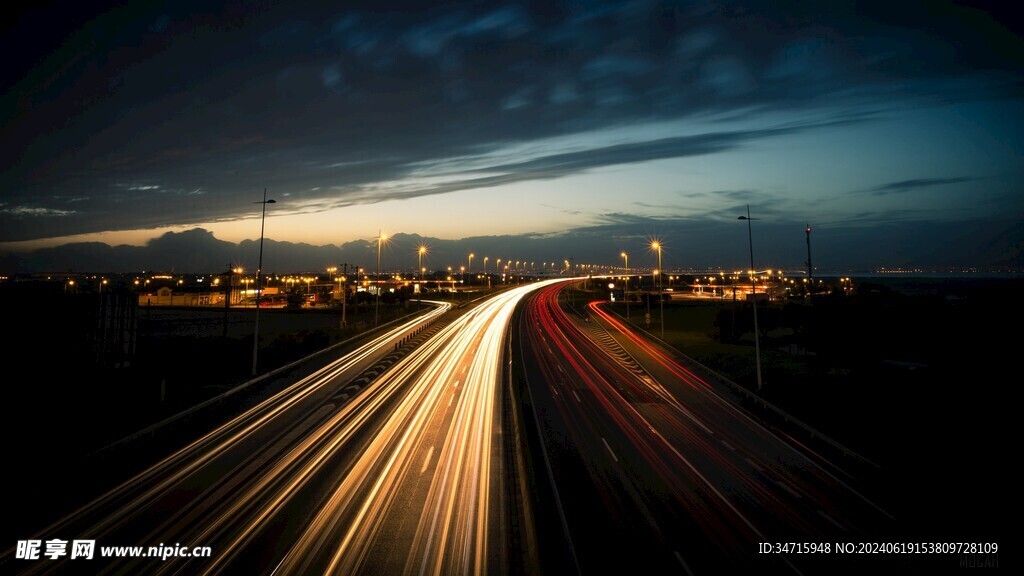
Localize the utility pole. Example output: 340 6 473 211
223 262 233 338
251 189 275 376
340 263 350 328
805 224 813 286
738 205 763 392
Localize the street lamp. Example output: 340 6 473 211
252 189 276 376
418 245 427 308
468 253 474 285
375 230 388 326
620 251 629 319
483 256 489 288
651 240 664 339
738 205 764 392
418 245 427 284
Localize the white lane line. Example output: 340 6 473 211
720 440 736 452
572 390 581 403
776 480 802 499
448 393 456 407
420 446 434 474
453 380 460 388
601 437 618 463
674 551 695 576
817 510 846 531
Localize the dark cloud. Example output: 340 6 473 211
2 1 1020 242
866 177 975 196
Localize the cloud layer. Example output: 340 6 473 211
2 1 1021 247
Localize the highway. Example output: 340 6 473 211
517 282 895 574
7 281 557 575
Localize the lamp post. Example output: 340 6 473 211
651 241 663 339
621 251 629 320
483 256 489 289
251 189 276 376
418 245 427 308
375 230 387 326
418 245 427 284
738 205 764 392
468 253 474 285
805 224 813 290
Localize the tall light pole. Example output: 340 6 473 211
375 230 387 326
418 245 427 284
418 245 427 307
468 253 474 285
738 206 764 392
483 256 489 289
805 224 813 290
651 241 663 339
621 251 629 319
251 189 276 376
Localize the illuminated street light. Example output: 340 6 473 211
738 205 764 392
468 253 474 285
418 245 428 284
418 245 428 309
651 240 664 339
252 189 276 376
621 251 629 319
376 231 388 326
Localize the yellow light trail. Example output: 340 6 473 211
16 278 564 576
274 280 563 576
17 303 451 576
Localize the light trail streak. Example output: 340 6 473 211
16 303 451 576
519 283 891 572
274 280 563 576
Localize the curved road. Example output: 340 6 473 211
8 281 559 575
517 282 895 574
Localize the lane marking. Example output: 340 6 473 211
776 480 802 499
421 446 434 474
674 551 695 576
817 510 846 531
572 390 581 403
720 440 736 452
601 437 618 463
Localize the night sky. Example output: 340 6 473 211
2 1 1022 270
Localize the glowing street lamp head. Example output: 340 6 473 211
650 241 661 251
419 245 427 255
